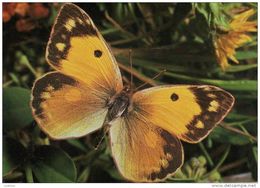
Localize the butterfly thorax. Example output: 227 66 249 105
106 87 131 123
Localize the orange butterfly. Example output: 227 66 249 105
31 3 234 182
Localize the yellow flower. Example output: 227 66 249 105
214 9 257 70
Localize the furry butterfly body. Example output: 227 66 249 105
31 3 234 182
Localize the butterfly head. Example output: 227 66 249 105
123 85 131 93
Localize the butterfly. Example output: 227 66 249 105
31 3 235 182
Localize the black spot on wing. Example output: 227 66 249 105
31 72 78 118
182 86 234 142
170 93 179 101
148 129 183 181
94 49 102 58
47 3 98 66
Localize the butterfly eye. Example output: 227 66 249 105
94 49 102 58
170 93 179 101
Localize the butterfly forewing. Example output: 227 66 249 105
46 3 123 95
132 85 234 143
181 85 234 142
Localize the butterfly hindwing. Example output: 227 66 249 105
132 85 234 143
31 72 108 139
46 3 123 95
109 113 183 182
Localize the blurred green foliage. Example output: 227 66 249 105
3 3 257 183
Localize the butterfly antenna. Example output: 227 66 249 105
134 69 166 92
129 49 133 91
94 125 110 150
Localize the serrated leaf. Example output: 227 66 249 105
3 87 33 131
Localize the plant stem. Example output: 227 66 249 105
24 163 34 183
3 80 13 87
219 158 247 173
226 118 257 126
22 59 38 78
3 172 23 182
118 62 158 86
239 125 255 143
203 145 231 178
220 124 257 142
198 142 214 167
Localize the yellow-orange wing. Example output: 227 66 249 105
109 113 183 182
132 85 234 143
31 72 108 139
31 4 123 139
46 3 123 94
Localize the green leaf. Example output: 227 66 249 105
144 67 257 91
202 79 257 92
15 51 37 77
105 165 125 181
118 54 257 91
226 113 256 121
47 5 59 26
209 3 229 29
235 51 257 60
209 127 250 145
9 73 21 86
195 3 211 23
3 87 33 131
93 152 125 181
24 163 34 183
225 64 257 73
164 72 257 91
3 137 27 176
66 139 87 152
247 145 257 180
203 145 230 180
77 167 90 183
31 145 77 183
166 177 196 183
